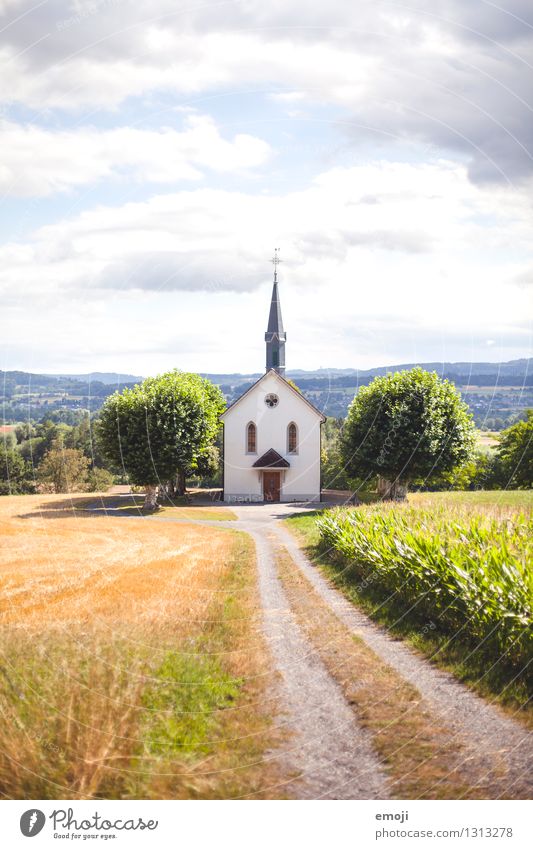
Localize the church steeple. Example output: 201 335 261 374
265 249 286 375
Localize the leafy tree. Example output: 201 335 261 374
0 444 33 495
416 450 496 492
18 436 46 467
321 418 354 490
494 410 533 488
15 423 36 443
193 443 221 481
38 441 90 493
64 414 106 467
342 368 476 499
96 370 225 508
86 467 114 492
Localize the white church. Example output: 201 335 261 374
221 256 325 503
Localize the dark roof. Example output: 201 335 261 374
252 448 290 468
266 281 285 336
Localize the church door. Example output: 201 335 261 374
263 471 281 502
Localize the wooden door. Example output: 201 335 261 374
263 471 281 502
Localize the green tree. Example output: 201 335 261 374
86 467 114 492
494 410 533 488
64 414 106 468
417 450 496 491
0 444 33 495
321 418 354 491
96 370 225 509
38 441 90 493
342 368 476 499
15 423 36 444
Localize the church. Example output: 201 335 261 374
221 256 325 503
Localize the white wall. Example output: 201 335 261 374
221 371 323 502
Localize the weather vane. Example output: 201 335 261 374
270 248 282 281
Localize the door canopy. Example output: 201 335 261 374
252 448 290 469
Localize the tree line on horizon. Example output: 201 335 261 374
1 368 531 503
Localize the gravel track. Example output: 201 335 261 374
87 498 533 798
269 513 533 799
248 528 388 799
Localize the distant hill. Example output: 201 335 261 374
44 372 143 385
201 358 533 384
1 359 531 430
342 359 532 379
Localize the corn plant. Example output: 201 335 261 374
317 507 533 672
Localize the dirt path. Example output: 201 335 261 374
86 498 533 798
262 508 533 799
248 527 388 799
273 522 533 797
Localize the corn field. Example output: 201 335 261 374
317 507 533 674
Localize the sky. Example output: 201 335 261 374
0 0 532 375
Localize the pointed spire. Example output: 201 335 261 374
265 249 286 375
267 280 285 335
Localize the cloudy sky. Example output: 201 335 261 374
1 0 532 375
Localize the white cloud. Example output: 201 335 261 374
0 1 531 184
1 159 530 323
0 114 271 196
0 1 532 371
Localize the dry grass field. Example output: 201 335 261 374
0 495 280 800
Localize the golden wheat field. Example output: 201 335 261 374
0 495 279 800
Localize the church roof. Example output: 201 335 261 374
252 448 290 468
219 370 326 421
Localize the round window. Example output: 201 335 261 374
265 393 279 408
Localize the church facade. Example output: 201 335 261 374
220 262 325 503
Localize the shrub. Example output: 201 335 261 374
38 442 90 493
86 467 114 492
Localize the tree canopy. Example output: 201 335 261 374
96 371 225 507
0 443 31 495
495 410 532 488
342 367 476 497
38 441 90 493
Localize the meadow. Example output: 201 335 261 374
0 495 278 799
286 491 533 717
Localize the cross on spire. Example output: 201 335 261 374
270 248 282 282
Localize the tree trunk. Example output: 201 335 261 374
143 484 159 510
377 476 408 501
176 468 186 497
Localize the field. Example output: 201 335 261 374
286 490 533 717
476 430 499 449
409 489 533 508
0 495 278 800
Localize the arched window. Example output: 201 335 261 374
246 422 257 454
288 422 298 454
